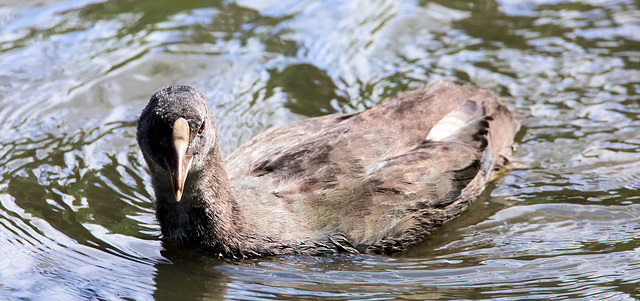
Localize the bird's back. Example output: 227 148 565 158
225 81 520 254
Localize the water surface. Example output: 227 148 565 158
1 0 640 299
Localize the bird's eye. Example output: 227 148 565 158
198 121 205 134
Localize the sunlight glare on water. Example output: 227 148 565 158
0 0 639 299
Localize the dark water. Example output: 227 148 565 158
1 0 640 299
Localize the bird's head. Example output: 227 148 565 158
137 85 217 202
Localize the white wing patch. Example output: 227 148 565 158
427 100 479 141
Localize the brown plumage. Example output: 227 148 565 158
136 81 520 258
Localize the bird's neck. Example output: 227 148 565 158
155 147 257 257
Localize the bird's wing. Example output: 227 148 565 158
226 81 519 252
225 113 356 181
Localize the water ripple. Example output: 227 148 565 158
1 0 640 299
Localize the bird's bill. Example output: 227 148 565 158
170 118 193 202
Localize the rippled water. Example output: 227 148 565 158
1 0 639 299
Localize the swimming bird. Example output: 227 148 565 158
136 81 520 258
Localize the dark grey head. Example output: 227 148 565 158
137 85 217 202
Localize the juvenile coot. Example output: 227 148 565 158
137 81 520 258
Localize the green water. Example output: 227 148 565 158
1 0 639 299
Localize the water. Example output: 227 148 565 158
1 0 639 299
